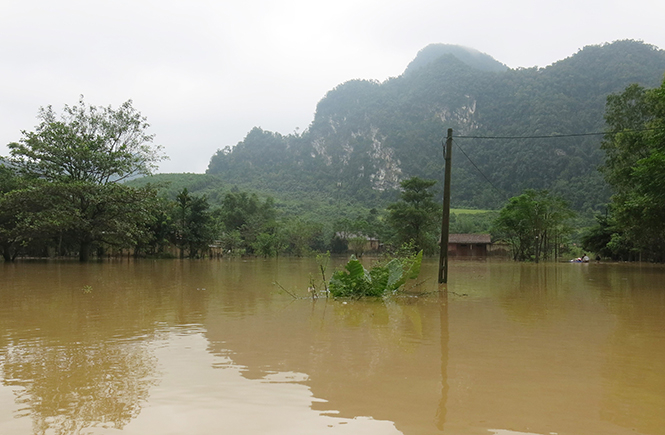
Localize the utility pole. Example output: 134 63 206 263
438 129 453 284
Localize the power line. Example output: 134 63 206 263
456 132 605 139
446 125 665 202
452 139 508 200
455 126 664 140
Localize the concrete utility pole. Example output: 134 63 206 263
438 129 453 284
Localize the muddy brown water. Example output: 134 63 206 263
1 258 664 435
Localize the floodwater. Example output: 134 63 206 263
0 258 664 435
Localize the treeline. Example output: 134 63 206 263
1 157 498 261
5 67 663 263
0 94 494 262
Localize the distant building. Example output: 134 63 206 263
445 234 507 257
333 232 381 255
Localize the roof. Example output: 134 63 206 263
448 234 492 244
335 232 378 241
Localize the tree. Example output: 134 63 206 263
217 191 277 255
580 211 634 261
174 188 193 258
279 218 325 256
0 181 159 261
137 197 175 257
172 188 214 258
387 177 440 253
0 164 21 261
5 97 166 261
599 79 665 260
8 96 164 184
252 232 279 258
0 163 18 193
493 190 574 262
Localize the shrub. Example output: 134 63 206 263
329 250 423 298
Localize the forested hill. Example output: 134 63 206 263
206 40 665 212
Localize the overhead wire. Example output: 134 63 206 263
444 125 665 201
456 132 606 139
451 139 509 200
455 126 665 140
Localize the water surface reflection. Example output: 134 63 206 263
0 259 664 435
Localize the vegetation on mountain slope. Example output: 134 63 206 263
207 40 665 214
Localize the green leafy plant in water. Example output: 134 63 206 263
329 250 423 298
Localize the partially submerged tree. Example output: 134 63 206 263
493 190 574 262
0 164 21 261
597 79 665 260
173 188 214 258
387 177 439 254
4 97 166 261
217 191 278 255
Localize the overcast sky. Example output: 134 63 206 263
1 0 664 173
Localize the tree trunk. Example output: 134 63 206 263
79 239 93 262
2 244 15 262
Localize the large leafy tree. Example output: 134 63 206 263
8 97 164 184
387 177 440 253
493 189 574 262
4 97 166 261
598 79 665 260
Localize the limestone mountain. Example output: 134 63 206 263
207 40 665 211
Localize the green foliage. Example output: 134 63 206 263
0 164 18 194
580 211 634 260
597 78 665 260
7 96 165 184
217 190 277 255
0 181 159 261
387 177 440 253
449 211 497 234
173 188 214 258
329 250 423 298
137 196 174 257
2 98 164 261
128 173 225 203
252 232 279 258
493 190 575 262
279 218 325 256
218 230 244 255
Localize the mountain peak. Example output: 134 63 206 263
404 44 508 75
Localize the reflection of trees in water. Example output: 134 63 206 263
204 293 446 435
595 265 665 434
2 340 157 435
0 258 301 435
0 261 214 435
493 263 560 323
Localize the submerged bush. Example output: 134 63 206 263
329 250 423 298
